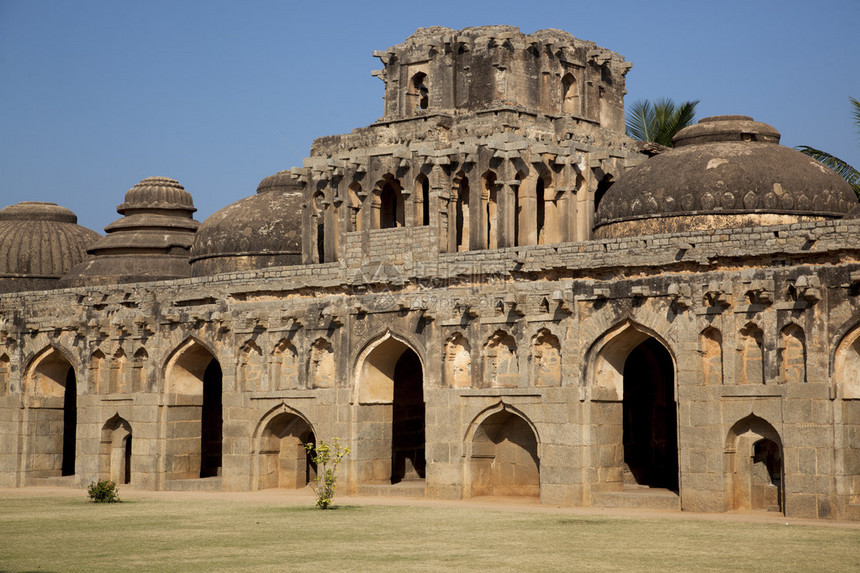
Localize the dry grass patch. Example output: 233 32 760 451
0 496 857 572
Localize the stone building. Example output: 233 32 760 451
0 26 858 520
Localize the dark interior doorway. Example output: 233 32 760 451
62 367 76 476
200 359 223 478
391 349 425 483
622 337 678 491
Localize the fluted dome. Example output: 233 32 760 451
0 202 101 293
190 171 304 277
60 177 199 287
118 176 196 212
594 115 859 238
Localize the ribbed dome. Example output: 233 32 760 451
594 115 859 238
117 176 195 213
60 177 199 287
190 171 304 277
0 202 101 293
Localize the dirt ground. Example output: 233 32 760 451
2 485 857 529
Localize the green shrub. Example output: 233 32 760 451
305 438 350 509
87 480 120 503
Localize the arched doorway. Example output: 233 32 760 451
100 415 132 485
591 325 679 494
25 347 77 479
623 338 678 490
726 415 784 513
164 340 223 480
258 412 316 489
468 409 539 498
355 334 425 484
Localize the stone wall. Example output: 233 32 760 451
1 217 859 519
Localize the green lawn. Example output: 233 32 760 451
0 495 857 572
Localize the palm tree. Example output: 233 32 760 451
625 98 699 148
796 97 860 196
626 98 699 147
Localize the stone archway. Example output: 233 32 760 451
164 339 223 480
24 347 77 479
355 333 425 484
725 415 784 513
258 412 316 489
100 415 132 485
467 406 540 498
591 323 679 493
623 338 678 490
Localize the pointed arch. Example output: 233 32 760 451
464 403 540 498
588 321 678 491
271 338 299 391
24 345 77 478
376 174 404 229
348 182 363 232
411 71 429 112
444 332 472 389
254 404 316 490
834 322 860 399
562 71 580 115
725 414 784 513
779 323 806 384
483 330 518 388
109 347 126 394
0 353 10 396
737 322 764 385
308 337 335 389
239 339 265 391
90 349 106 394
99 414 132 485
701 327 723 386
163 337 222 479
354 331 425 483
532 328 561 387
132 348 148 392
415 172 430 227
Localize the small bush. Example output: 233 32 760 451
305 438 350 509
87 480 120 503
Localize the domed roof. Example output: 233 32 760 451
0 202 101 293
190 171 304 277
117 176 196 213
60 177 199 287
594 115 859 238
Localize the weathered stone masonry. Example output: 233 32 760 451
0 26 858 520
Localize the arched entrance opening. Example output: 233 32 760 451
591 324 679 496
726 415 784 513
355 335 425 485
468 409 539 498
623 338 678 490
164 340 223 480
100 415 132 485
25 347 77 479
379 178 404 229
258 412 316 489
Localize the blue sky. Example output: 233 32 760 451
1 0 858 232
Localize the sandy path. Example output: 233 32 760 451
2 485 858 529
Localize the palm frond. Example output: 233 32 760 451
851 97 860 144
626 100 656 143
626 98 699 147
797 145 860 197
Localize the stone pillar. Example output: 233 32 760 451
519 168 538 246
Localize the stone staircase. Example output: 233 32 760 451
355 480 426 498
163 476 223 492
592 487 681 511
